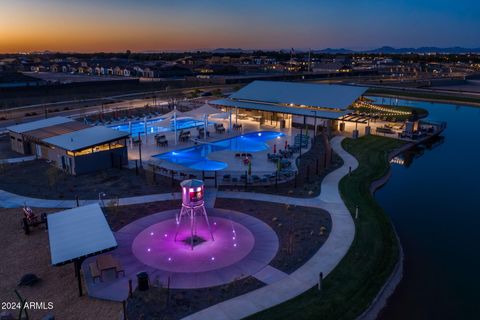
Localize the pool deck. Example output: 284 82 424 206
127 117 312 176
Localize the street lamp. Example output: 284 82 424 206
98 192 106 206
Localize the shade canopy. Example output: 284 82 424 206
182 104 223 119
47 203 117 266
151 110 184 127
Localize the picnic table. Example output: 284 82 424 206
96 254 117 276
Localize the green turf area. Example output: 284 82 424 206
248 135 405 320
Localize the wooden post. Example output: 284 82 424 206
244 170 248 191
75 195 79 207
75 259 83 297
138 133 143 168
128 279 133 298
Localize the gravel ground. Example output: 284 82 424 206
0 207 121 320
0 160 177 199
215 198 331 274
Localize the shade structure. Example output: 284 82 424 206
182 104 223 119
150 110 184 127
48 203 117 266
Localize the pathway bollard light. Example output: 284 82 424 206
318 272 323 291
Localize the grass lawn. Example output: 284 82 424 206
248 135 405 320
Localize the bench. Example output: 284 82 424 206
89 263 102 283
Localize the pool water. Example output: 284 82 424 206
109 117 211 135
154 131 285 171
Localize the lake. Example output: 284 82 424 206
369 97 480 319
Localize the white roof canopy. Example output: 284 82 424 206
6 116 73 134
42 126 129 151
47 203 117 266
228 80 367 110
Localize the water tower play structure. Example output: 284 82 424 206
175 179 214 249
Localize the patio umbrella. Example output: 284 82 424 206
273 144 276 154
285 140 288 150
248 161 252 176
276 159 281 171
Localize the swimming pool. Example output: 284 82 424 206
109 117 212 135
154 131 285 171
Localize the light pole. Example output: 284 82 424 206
98 192 106 207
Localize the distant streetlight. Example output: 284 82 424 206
98 192 106 206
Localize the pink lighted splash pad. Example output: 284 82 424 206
132 217 255 273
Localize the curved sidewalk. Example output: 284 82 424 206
182 135 358 320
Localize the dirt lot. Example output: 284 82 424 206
0 208 121 320
215 198 331 274
0 160 178 199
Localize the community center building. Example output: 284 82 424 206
210 80 368 132
7 116 129 175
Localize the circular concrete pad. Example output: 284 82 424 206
132 217 255 273
109 208 279 290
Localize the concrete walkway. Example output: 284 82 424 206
0 136 358 320
181 135 357 320
0 155 36 164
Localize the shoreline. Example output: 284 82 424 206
356 144 410 320
368 91 480 108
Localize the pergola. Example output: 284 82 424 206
47 203 117 296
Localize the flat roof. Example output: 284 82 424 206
42 126 129 151
6 116 74 134
22 121 90 141
210 99 350 119
47 203 117 266
228 81 367 110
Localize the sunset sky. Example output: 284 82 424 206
0 0 479 53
